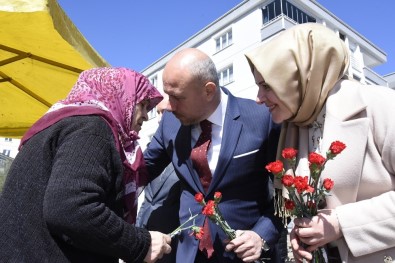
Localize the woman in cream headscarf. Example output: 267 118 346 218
245 23 395 263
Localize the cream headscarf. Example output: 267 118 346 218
245 23 350 219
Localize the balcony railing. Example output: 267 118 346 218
364 67 388 86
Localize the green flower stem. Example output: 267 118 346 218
312 247 326 263
213 206 236 239
169 213 198 238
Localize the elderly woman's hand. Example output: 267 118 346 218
144 231 172 263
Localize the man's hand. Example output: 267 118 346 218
144 231 172 263
225 230 263 262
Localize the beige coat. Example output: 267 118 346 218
320 80 395 262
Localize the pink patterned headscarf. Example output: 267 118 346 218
20 67 163 224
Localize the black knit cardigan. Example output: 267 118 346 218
0 115 151 263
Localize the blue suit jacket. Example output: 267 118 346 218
136 164 180 263
144 88 282 262
137 164 179 230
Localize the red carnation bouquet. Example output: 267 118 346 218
195 192 268 263
168 192 235 241
265 141 346 262
195 191 236 240
169 191 269 262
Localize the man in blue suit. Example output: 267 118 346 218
144 48 282 262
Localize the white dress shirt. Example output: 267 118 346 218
191 89 228 176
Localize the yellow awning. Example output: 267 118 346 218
0 0 109 138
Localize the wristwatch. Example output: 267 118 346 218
261 238 270 252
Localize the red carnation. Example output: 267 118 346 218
323 178 334 191
284 200 295 211
214 192 222 203
281 174 294 187
265 160 284 174
190 226 204 240
202 200 216 216
294 176 309 193
329 141 346 155
195 193 204 204
282 148 298 159
308 152 326 167
305 185 315 193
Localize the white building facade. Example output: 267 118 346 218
2 0 392 156
138 0 391 146
0 137 20 158
385 72 395 89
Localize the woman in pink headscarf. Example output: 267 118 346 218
0 67 171 263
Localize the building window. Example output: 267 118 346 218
150 75 158 87
352 74 361 82
147 75 159 120
147 107 157 120
262 0 316 24
218 65 234 86
2 150 10 157
339 32 346 41
4 138 12 142
215 30 232 52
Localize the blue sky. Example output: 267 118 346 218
58 0 394 76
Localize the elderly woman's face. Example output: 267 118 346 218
131 100 149 132
253 68 292 124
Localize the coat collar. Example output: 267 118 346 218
326 80 367 122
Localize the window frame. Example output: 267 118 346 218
215 29 233 52
218 64 234 86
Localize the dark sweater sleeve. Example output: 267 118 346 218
42 118 150 262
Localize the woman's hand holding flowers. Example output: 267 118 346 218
291 209 343 262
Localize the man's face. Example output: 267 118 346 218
156 97 168 124
162 71 208 126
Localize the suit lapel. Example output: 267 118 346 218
174 124 205 193
322 80 369 206
173 90 243 195
208 93 242 194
